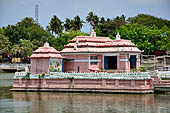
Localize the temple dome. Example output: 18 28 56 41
30 42 63 58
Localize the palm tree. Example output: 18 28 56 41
86 11 99 27
113 15 126 29
49 15 63 36
64 18 72 31
73 15 84 31
99 17 105 24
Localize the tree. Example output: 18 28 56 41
73 15 84 31
113 15 126 29
127 14 170 28
95 15 126 37
86 11 99 28
0 28 4 35
0 34 11 55
116 23 170 54
64 18 73 31
11 44 20 58
19 39 34 61
49 15 63 36
64 16 84 31
4 17 54 47
51 30 89 51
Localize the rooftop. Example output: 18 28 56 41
61 32 141 53
30 42 63 58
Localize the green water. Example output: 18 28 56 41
0 73 170 113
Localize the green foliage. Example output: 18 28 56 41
51 30 89 51
0 34 11 55
19 39 34 58
64 16 84 31
26 72 30 80
109 35 116 40
95 15 126 37
4 17 54 46
127 14 170 28
130 69 137 72
0 28 4 35
41 72 45 78
86 11 99 28
1 13 170 62
140 65 147 72
116 23 170 54
49 15 63 36
11 44 20 57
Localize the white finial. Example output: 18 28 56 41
76 39 79 44
116 32 121 40
74 44 77 50
90 29 96 37
44 42 49 47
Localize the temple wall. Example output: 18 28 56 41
31 58 50 74
63 54 103 72
118 54 130 72
13 78 154 93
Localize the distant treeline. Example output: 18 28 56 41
0 12 170 62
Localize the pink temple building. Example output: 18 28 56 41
12 32 156 94
61 31 141 73
30 42 63 74
30 31 141 74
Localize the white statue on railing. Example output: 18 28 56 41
25 67 29 73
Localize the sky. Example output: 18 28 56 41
0 0 170 33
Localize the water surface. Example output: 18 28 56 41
0 73 170 113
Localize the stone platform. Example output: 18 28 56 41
11 72 154 93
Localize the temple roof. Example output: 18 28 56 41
30 42 63 58
61 32 141 53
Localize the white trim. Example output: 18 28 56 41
103 53 119 56
120 59 128 61
61 52 140 55
129 53 139 58
68 59 101 62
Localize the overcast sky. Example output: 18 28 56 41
0 0 170 33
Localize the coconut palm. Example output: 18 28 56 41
64 18 76 31
49 15 63 36
73 15 84 31
86 11 99 27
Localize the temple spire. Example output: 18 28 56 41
90 29 96 37
44 42 49 47
116 32 121 40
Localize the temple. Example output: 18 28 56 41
31 31 141 74
30 42 63 74
61 31 141 73
12 31 170 94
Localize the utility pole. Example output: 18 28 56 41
35 4 39 23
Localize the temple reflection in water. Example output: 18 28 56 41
12 92 170 113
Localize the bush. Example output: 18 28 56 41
26 72 30 80
140 66 147 72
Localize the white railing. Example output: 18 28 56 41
14 72 151 80
0 63 30 69
158 71 170 78
49 72 150 80
14 72 27 79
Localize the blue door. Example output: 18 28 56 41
62 60 64 72
104 56 107 69
130 55 136 69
